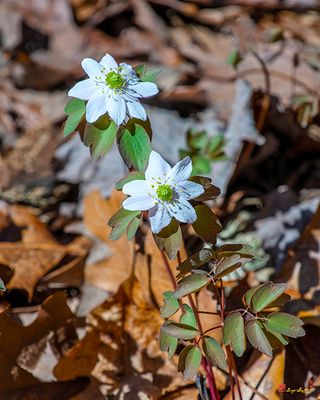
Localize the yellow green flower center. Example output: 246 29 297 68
156 184 173 202
105 71 125 89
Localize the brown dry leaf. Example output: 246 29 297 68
0 292 79 394
54 276 186 397
278 205 320 307
1 205 90 299
83 190 134 293
84 190 185 307
135 229 186 307
0 378 90 400
224 350 285 400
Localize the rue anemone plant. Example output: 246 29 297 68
64 53 305 400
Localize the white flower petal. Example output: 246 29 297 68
81 58 102 79
177 181 204 200
99 54 118 71
123 180 150 196
149 204 172 233
107 96 126 126
119 63 136 78
145 151 171 181
168 156 192 183
68 79 97 100
123 195 155 211
129 82 159 98
168 198 197 224
127 100 147 121
86 94 108 123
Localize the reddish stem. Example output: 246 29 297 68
188 294 220 400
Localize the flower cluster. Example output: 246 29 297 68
68 54 159 125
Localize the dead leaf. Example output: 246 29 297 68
0 292 78 394
54 276 186 397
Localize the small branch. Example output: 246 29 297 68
203 325 223 336
188 294 220 400
226 346 235 400
160 250 177 289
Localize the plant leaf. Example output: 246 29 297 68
134 64 162 83
115 171 145 190
84 117 117 161
0 278 6 292
160 291 180 318
160 329 178 359
250 282 288 312
192 204 222 244
162 321 199 340
178 345 202 380
265 312 305 338
213 254 252 279
177 248 214 277
174 274 209 299
189 176 220 201
245 320 273 357
108 208 141 241
126 215 141 241
63 98 86 137
154 225 182 260
202 336 227 371
117 119 152 172
180 304 197 329
223 312 246 357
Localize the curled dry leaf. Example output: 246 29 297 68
0 205 90 299
0 292 79 395
83 190 186 307
54 276 187 396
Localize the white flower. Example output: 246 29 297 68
122 151 204 234
68 54 159 125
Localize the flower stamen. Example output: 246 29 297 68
156 184 173 202
105 71 125 90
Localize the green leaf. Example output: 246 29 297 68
187 129 208 150
126 215 141 241
84 117 117 161
265 312 305 338
189 176 220 201
154 222 183 260
264 293 291 309
178 345 202 380
180 304 197 329
162 321 199 340
108 208 141 241
192 155 211 175
213 254 252 280
0 278 6 292
242 284 265 307
117 120 152 172
208 133 224 154
192 204 222 245
115 171 145 190
177 248 214 277
174 274 209 299
250 282 288 312
223 312 246 357
227 49 242 68
160 291 180 318
63 98 86 137
134 64 162 83
262 323 288 346
160 329 178 359
216 244 254 259
245 320 273 357
202 336 227 371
